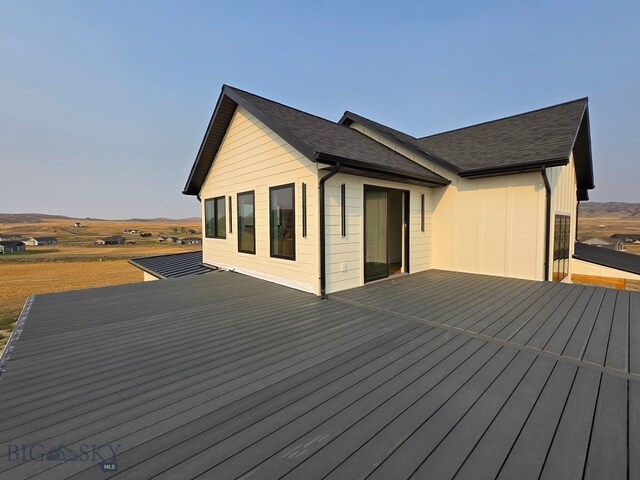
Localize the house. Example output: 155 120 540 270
612 233 640 243
73 221 82 227
3 86 640 478
580 236 624 250
180 237 202 245
0 240 25 254
22 236 58 246
183 85 595 296
94 235 125 245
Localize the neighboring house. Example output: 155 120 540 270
0 241 25 254
73 222 82 227
0 236 22 242
180 237 202 245
581 237 624 251
183 85 594 296
612 233 640 244
95 235 125 245
573 242 640 289
23 236 58 246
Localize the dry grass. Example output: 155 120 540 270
0 259 142 350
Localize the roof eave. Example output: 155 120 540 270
183 86 319 196
339 112 461 174
458 158 569 179
127 259 166 280
316 152 450 187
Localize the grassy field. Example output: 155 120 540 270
0 217 202 351
0 259 142 349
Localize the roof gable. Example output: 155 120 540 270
340 98 594 195
183 86 449 195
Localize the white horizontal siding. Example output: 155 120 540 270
200 106 320 294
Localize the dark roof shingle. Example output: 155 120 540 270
183 86 449 195
417 98 588 173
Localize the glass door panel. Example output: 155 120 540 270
364 188 388 282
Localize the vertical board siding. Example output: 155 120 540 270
200 106 320 294
548 152 579 282
350 122 546 281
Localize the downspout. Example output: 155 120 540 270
541 167 551 281
575 200 580 240
319 163 341 299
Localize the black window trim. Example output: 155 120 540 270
269 182 296 261
237 190 256 255
204 196 226 239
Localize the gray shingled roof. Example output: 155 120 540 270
129 250 215 279
574 242 640 275
417 98 588 173
0 270 638 478
183 86 449 195
341 98 594 195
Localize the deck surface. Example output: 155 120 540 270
0 269 637 479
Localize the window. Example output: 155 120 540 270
341 183 346 237
270 183 295 260
204 196 226 239
237 191 255 254
553 214 570 281
302 183 307 238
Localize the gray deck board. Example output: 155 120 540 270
539 368 601 479
0 269 637 479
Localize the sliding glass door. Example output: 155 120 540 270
364 188 388 282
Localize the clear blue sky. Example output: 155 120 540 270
1 0 639 218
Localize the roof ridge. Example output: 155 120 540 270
224 84 345 129
419 97 589 140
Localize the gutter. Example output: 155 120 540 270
319 163 341 299
541 167 551 281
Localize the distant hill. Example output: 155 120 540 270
580 202 640 217
0 213 200 224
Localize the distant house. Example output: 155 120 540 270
180 237 202 245
124 229 141 234
611 233 640 244
23 236 58 246
0 241 25 254
74 222 83 228
158 236 180 243
95 235 126 246
581 237 623 251
0 236 23 242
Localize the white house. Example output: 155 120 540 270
181 85 637 296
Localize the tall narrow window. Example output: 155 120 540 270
270 184 295 260
341 183 346 237
237 191 255 254
553 214 570 281
420 193 425 232
228 196 233 234
204 196 226 239
302 183 307 238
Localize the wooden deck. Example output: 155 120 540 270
0 269 637 479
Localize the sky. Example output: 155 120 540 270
1 0 639 219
